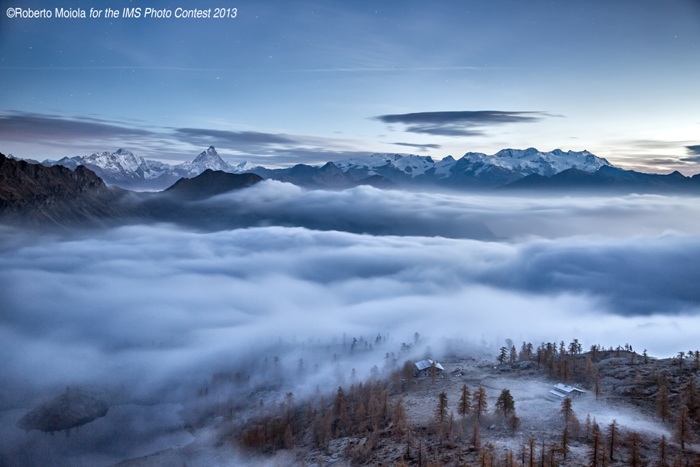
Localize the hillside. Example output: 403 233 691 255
109 339 700 466
0 153 136 227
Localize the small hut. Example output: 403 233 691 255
413 359 445 378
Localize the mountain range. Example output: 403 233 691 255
33 145 700 193
37 146 620 191
4 147 700 230
41 147 256 190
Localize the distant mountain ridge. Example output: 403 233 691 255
38 146 616 190
42 146 256 190
505 165 700 192
0 154 264 227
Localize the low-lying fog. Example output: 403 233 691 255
1 182 699 464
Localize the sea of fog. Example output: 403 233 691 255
1 182 700 464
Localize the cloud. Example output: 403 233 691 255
0 111 372 167
602 140 700 175
682 145 700 163
375 110 556 137
3 189 700 463
172 128 300 148
391 142 442 152
0 112 152 145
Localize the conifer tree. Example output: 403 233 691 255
498 346 508 364
333 386 348 436
392 397 407 436
495 388 515 419
473 386 488 423
560 397 576 428
674 405 693 451
508 413 520 434
283 423 294 449
656 382 671 421
607 419 619 462
458 383 471 419
658 434 668 467
561 426 569 461
590 425 602 467
627 431 642 467
681 376 700 422
435 391 448 425
471 422 481 450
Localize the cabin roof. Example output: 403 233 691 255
414 359 445 371
554 383 586 393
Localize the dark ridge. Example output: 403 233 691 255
0 152 136 227
164 169 263 200
503 165 699 193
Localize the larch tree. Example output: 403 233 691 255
561 426 570 461
392 397 407 436
523 436 537 467
435 391 448 426
560 397 576 428
473 386 488 423
590 425 603 467
674 405 694 451
528 437 536 467
627 431 642 467
681 376 700 422
658 434 668 467
457 383 471 419
471 422 481 451
607 419 619 462
508 413 520 434
656 382 671 422
333 386 349 436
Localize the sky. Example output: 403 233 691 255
1 0 699 173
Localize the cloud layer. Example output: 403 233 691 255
2 188 700 463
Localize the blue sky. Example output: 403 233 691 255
1 0 699 172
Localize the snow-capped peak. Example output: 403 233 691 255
180 146 232 174
330 148 611 182
193 146 220 163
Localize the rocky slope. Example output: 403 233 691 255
0 152 136 227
